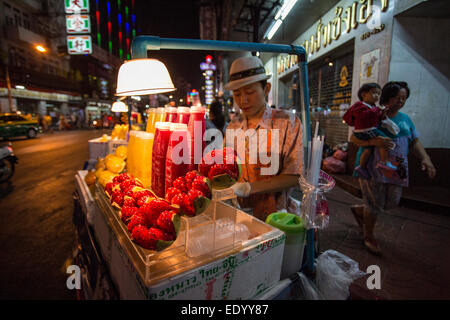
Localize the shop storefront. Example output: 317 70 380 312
265 0 449 152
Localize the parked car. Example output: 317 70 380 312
0 113 41 139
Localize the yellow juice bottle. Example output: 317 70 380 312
127 131 138 177
139 132 154 189
146 108 157 133
157 107 166 123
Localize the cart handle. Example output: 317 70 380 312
131 36 306 60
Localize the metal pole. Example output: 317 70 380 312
298 57 314 275
131 36 305 59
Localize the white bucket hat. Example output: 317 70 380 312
224 56 271 91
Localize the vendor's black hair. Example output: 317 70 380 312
209 101 225 131
358 83 381 101
260 80 267 89
380 81 410 105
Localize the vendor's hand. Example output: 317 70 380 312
421 157 436 179
231 182 252 198
370 136 395 150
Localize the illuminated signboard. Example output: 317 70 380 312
64 0 90 13
67 35 92 54
66 14 91 33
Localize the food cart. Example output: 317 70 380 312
73 36 319 300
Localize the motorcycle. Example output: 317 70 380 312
0 142 18 182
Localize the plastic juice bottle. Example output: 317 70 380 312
156 107 166 123
187 106 206 171
133 132 144 183
127 130 139 177
151 122 172 197
146 108 157 133
165 123 189 195
177 106 191 125
165 106 178 123
136 132 154 188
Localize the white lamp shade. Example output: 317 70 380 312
111 101 129 112
116 59 176 96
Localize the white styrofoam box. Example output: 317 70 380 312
93 184 286 300
106 218 285 300
108 139 127 155
89 138 109 160
75 171 96 225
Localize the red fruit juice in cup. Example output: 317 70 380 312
165 106 178 123
177 106 191 125
151 122 172 197
187 106 206 171
165 123 189 195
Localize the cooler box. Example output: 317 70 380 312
94 183 285 299
89 138 109 160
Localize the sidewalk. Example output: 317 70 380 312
320 186 450 299
330 173 450 214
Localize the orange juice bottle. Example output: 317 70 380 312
146 108 157 133
127 130 139 176
156 107 166 123
139 132 154 188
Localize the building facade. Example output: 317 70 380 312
0 0 128 123
262 0 449 151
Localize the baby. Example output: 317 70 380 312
343 83 397 178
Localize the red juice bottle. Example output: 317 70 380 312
165 123 189 195
177 106 191 125
165 106 178 123
187 106 206 171
151 122 171 197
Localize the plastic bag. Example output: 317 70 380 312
322 156 346 173
256 272 324 300
299 171 335 229
291 272 324 300
315 250 366 300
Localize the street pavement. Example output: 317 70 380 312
0 130 109 299
1 130 449 299
319 186 450 299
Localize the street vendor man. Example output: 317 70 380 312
224 55 303 221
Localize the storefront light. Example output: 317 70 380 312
275 0 298 20
266 19 282 40
15 85 25 90
116 59 176 96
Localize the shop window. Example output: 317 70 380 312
14 8 22 27
23 13 30 29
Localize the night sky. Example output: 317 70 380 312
135 1 211 98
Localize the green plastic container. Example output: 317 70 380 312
266 212 306 279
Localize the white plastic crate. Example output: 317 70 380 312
88 138 109 160
108 139 127 155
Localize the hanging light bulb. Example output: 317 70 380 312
116 59 176 96
111 101 129 112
